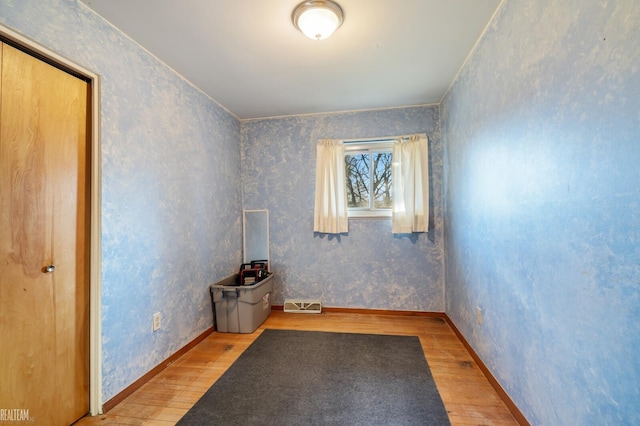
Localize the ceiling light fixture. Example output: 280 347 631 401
292 0 344 41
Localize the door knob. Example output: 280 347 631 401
42 265 55 273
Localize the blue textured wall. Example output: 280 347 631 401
0 0 242 401
241 106 445 311
441 1 640 424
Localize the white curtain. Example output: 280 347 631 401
314 139 348 234
392 134 429 233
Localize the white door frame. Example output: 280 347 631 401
0 25 103 415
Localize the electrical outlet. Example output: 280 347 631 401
152 312 161 332
476 307 483 325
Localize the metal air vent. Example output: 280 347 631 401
283 299 322 314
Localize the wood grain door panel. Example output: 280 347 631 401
0 42 89 426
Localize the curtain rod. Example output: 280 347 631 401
340 133 427 144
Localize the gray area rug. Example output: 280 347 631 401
177 329 450 425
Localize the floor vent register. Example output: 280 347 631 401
283 299 322 314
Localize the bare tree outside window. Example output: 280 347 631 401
373 152 392 208
345 151 392 209
346 153 369 207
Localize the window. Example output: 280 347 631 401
314 134 428 233
344 140 394 218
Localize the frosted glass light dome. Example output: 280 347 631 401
292 1 344 41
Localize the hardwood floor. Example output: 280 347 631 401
77 311 519 425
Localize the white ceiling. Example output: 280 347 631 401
80 0 502 119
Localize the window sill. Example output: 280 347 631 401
348 211 392 219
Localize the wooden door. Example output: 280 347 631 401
0 42 90 425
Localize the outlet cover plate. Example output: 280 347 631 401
153 312 161 332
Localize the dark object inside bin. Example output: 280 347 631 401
235 260 270 285
250 260 268 270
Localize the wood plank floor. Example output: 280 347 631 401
76 311 519 425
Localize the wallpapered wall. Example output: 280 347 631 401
0 0 243 401
441 0 640 424
241 106 445 311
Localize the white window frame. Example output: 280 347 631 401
344 139 394 219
